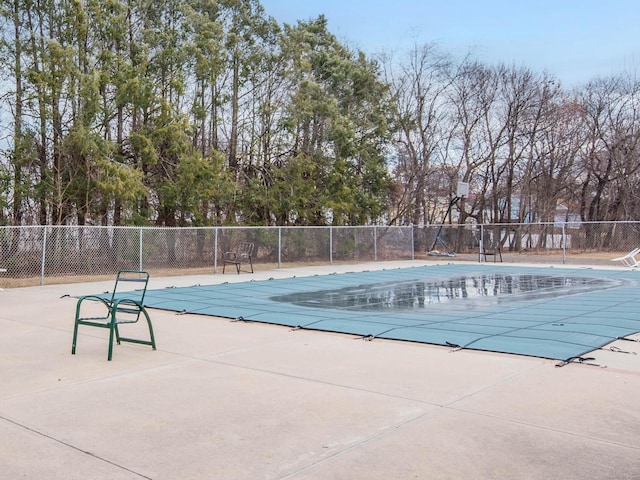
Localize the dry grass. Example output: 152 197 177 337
0 252 626 289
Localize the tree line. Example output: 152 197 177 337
1 0 638 228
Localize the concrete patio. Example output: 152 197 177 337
1 261 639 479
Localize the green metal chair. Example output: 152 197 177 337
71 270 156 361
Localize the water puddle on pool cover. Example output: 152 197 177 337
272 273 623 311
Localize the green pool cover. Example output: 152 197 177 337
131 264 640 362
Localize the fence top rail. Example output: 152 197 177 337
0 221 639 232
0 225 413 231
438 221 640 228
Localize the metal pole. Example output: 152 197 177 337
278 227 282 269
374 225 377 262
330 227 333 265
562 223 566 264
214 228 218 273
411 225 415 260
40 226 47 286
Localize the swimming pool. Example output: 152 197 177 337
131 264 640 362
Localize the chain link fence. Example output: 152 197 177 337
0 222 637 287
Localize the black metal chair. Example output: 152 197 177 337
479 239 503 263
222 242 254 274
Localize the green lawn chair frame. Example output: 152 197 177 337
71 270 156 361
222 242 254 274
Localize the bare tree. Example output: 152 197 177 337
447 59 502 223
382 42 453 227
578 75 640 223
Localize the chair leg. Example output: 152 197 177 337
71 300 82 354
108 317 117 361
71 319 79 355
142 308 156 350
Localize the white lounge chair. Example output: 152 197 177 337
611 248 640 267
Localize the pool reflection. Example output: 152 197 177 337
271 274 620 311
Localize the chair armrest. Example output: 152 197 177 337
76 294 113 309
75 295 114 322
112 298 144 309
112 297 145 312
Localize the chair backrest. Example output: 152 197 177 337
482 233 501 251
109 270 150 315
236 242 254 257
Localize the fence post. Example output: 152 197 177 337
329 227 333 265
214 227 218 273
40 226 47 286
411 225 415 260
278 227 282 269
562 223 566 264
479 224 485 262
374 225 377 262
139 228 143 271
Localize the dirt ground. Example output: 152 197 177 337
0 250 628 289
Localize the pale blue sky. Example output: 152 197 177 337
260 0 639 87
